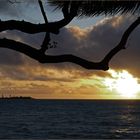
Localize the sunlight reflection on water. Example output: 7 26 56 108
111 102 140 138
120 105 136 122
1 100 140 139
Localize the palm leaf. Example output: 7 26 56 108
48 0 140 17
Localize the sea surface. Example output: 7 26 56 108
0 99 140 139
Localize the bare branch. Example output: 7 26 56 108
0 1 78 35
62 2 70 18
0 38 102 70
38 0 50 53
0 17 139 70
0 1 139 70
69 1 79 17
0 20 58 34
101 16 140 69
0 2 78 35
38 0 48 23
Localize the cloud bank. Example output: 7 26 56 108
0 15 140 98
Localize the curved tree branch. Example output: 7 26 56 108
0 2 78 35
101 16 140 69
0 20 50 33
38 0 48 23
38 0 50 53
0 17 139 71
0 20 70 34
0 38 102 70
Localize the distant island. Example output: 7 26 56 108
0 96 34 100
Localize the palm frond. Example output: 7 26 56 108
48 0 140 17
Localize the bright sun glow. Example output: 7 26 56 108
104 70 140 98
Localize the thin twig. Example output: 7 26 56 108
38 0 48 23
38 0 50 53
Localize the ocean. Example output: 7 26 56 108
0 99 140 139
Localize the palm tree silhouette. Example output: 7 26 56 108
49 1 140 16
0 0 140 70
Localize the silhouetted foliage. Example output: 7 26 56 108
49 1 140 16
0 0 140 70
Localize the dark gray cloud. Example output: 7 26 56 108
0 30 44 47
0 31 32 65
0 49 24 65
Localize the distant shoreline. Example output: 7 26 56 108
0 98 140 101
0 96 34 100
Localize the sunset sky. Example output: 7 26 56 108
0 0 140 99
